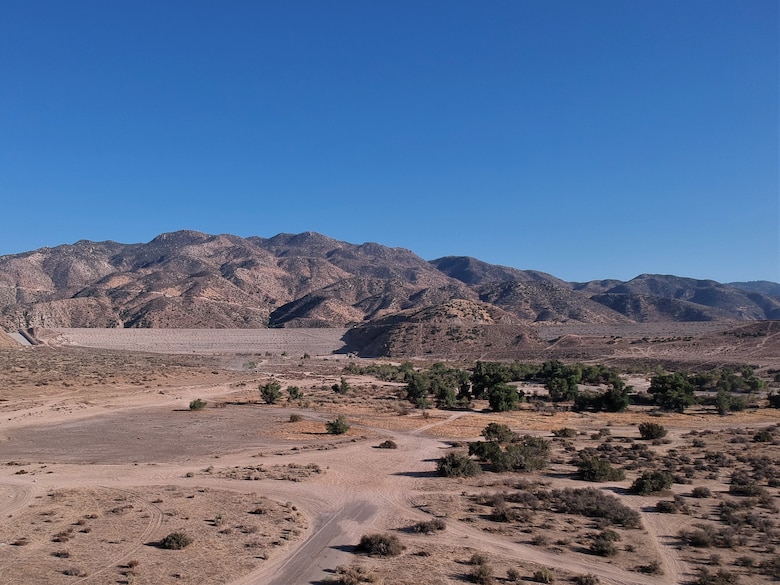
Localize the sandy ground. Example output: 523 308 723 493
1 332 778 584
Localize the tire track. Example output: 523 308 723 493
73 487 164 584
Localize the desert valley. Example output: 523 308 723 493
1 231 779 585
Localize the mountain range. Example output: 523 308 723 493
1 231 778 348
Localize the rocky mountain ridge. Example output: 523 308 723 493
1 231 778 339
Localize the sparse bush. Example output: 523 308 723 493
636 561 663 575
574 575 600 585
356 533 402 556
328 564 377 584
333 377 351 395
693 568 741 585
287 386 303 400
62 567 87 577
638 422 667 440
158 531 193 550
753 430 773 443
691 486 712 498
326 415 350 435
289 414 302 423
552 427 577 438
589 537 618 557
437 452 482 477
532 567 555 583
412 518 446 533
189 398 206 411
470 561 495 585
376 440 397 449
589 531 619 556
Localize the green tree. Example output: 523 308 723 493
260 380 282 404
471 361 512 399
488 383 521 412
649 372 695 413
546 375 579 401
405 372 430 404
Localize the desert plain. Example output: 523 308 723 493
1 323 779 585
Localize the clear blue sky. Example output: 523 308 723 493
1 1 777 283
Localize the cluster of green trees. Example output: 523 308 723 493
340 360 774 416
400 360 630 413
649 367 765 413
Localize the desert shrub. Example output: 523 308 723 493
437 452 482 477
486 436 551 472
691 486 712 498
158 531 192 550
532 567 555 583
552 427 577 438
62 567 87 577
679 526 714 547
544 487 640 528
470 562 495 585
630 471 673 495
507 568 521 582
637 561 664 575
260 380 282 404
481 423 517 443
469 552 489 565
357 533 402 556
693 568 741 585
573 575 600 585
376 440 397 449
753 429 773 443
288 414 302 423
469 440 502 462
412 518 446 533
656 500 680 514
332 377 351 395
638 422 667 440
589 535 618 556
326 415 350 435
189 398 206 411
729 471 766 497
287 386 303 400
761 557 780 578
328 564 377 584
576 456 625 482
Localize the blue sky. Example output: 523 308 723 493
1 1 777 283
